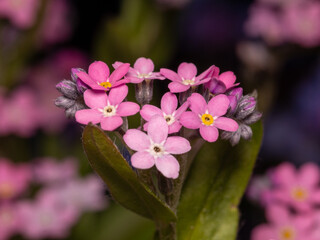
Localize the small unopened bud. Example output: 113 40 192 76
65 102 86 118
55 96 75 109
207 79 226 95
236 95 257 120
71 68 88 93
56 80 78 100
245 111 262 125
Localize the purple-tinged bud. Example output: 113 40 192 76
65 102 86 118
244 111 262 125
227 88 243 114
207 79 226 95
236 95 257 120
56 80 79 100
229 87 243 101
55 96 75 109
71 68 88 93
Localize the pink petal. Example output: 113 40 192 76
199 125 219 142
88 61 109 83
180 112 201 129
131 152 155 169
76 72 97 88
177 63 197 79
161 92 178 115
207 94 230 117
134 57 154 74
127 76 143 84
175 101 190 118
271 163 297 188
149 72 165 80
83 89 108 109
117 102 140 116
293 214 314 232
108 85 128 105
155 155 180 179
168 82 190 93
109 63 130 83
164 136 191 154
195 65 216 81
251 225 277 240
100 116 123 131
147 115 168 144
75 109 101 125
214 117 238 132
140 105 163 121
112 61 123 69
311 190 320 203
112 79 130 88
266 204 290 225
193 77 211 86
218 71 236 89
188 93 207 115
298 163 320 188
123 129 150 151
168 122 182 134
160 68 181 82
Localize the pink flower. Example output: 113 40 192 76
0 0 40 29
284 2 320 47
140 92 189 134
75 85 140 131
180 93 238 142
113 57 165 83
33 158 78 184
41 175 107 213
265 163 320 212
251 204 315 240
0 158 31 200
0 203 21 240
205 67 239 95
77 61 130 91
0 88 41 137
247 175 272 204
123 116 191 179
160 63 213 93
18 194 78 239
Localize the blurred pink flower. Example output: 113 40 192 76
18 194 77 239
245 5 285 45
123 115 191 179
0 158 31 200
0 203 20 240
180 93 238 142
0 88 41 137
77 61 130 91
284 2 320 47
0 0 40 29
37 0 72 46
160 63 213 93
247 175 272 204
140 92 189 134
113 57 165 83
75 86 140 131
33 158 78 184
251 204 315 240
265 163 320 212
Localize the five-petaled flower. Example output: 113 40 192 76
140 92 189 134
75 85 140 131
123 115 191 179
113 57 165 83
160 63 213 93
180 93 238 142
76 61 130 91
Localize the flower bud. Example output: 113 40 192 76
56 80 78 100
55 96 75 109
71 68 88 93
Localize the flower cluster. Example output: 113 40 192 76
245 0 320 47
56 57 261 179
0 158 107 240
249 162 320 240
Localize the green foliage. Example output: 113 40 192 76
82 124 177 223
177 122 263 240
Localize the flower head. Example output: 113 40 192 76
0 203 21 240
75 85 140 131
123 116 191 179
76 61 130 91
180 93 238 142
140 92 189 134
160 63 213 93
113 57 165 83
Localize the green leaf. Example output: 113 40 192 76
82 124 176 223
177 122 263 240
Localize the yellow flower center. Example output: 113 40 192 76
291 187 308 201
201 114 214 126
99 81 112 89
0 183 14 199
279 227 296 240
182 77 195 85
